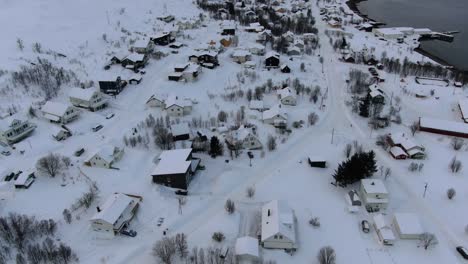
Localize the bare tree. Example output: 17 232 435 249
152 237 176 264
451 138 464 151
246 186 255 198
62 209 72 224
175 233 188 258
309 217 320 228
17 38 24 51
36 153 64 177
225 199 235 214
212 232 225 242
267 135 276 151
308 112 319 125
447 188 456 200
419 233 438 250
449 157 462 173
217 111 228 122
344 143 352 158
317 246 336 264
410 121 419 136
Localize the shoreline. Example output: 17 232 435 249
345 0 468 75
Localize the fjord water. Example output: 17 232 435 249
356 0 468 71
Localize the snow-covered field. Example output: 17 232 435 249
1 0 468 263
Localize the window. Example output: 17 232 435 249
274 235 278 239
279 235 283 239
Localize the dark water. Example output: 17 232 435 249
356 0 468 71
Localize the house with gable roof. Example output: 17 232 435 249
261 200 298 250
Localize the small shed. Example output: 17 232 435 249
171 123 191 141
280 64 291 73
308 156 327 168
393 213 424 240
14 170 36 189
235 236 260 263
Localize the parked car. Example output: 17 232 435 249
175 190 188 196
120 229 137 237
361 220 370 233
1 150 11 156
91 124 103 132
457 246 468 260
105 113 115 119
74 148 85 157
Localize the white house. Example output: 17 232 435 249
226 126 262 150
360 179 389 212
0 114 36 145
235 236 260 263
165 95 193 117
277 87 297 106
262 106 287 127
393 213 424 240
232 50 252 64
85 145 124 169
373 214 395 245
90 193 141 239
41 101 80 124
146 94 166 108
248 43 265 55
387 133 425 159
69 88 107 111
132 38 154 54
261 200 297 250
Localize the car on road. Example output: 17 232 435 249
361 220 370 233
91 124 103 132
457 246 468 259
105 113 115 119
74 148 85 157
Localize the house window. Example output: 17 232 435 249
274 235 278 239
279 235 283 239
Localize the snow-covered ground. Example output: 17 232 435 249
1 0 468 263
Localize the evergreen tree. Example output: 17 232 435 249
209 136 223 158
333 151 378 187
359 93 371 118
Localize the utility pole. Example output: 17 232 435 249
331 128 335 144
423 182 428 198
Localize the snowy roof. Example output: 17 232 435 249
152 149 193 175
265 51 280 59
235 236 259 257
419 117 468 134
96 146 120 163
361 179 388 195
249 100 264 109
171 123 191 137
280 64 290 70
373 214 390 230
14 170 34 186
133 38 150 48
393 213 424 236
91 193 135 225
389 146 407 157
277 87 295 100
389 132 421 151
262 106 287 120
373 214 395 241
0 113 28 131
232 127 253 141
232 49 251 57
165 94 192 109
69 88 98 101
459 99 468 121
125 53 145 62
42 101 71 117
261 200 296 244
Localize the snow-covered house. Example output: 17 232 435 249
248 43 265 55
389 146 408 160
169 63 201 82
151 148 200 190
146 94 165 108
261 200 298 250
387 133 425 159
373 214 395 245
226 126 262 150
232 50 252 64
265 52 280 68
69 88 107 111
235 236 260 263
280 64 291 73
262 106 287 127
151 32 175 46
132 38 154 54
360 179 389 212
277 88 297 106
90 193 141 239
165 95 193 117
171 123 191 141
393 213 424 240
458 99 468 123
14 170 36 189
419 117 468 139
287 47 301 56
121 53 147 70
257 30 272 42
41 102 80 124
249 100 267 111
85 145 124 169
0 114 36 145
51 126 71 141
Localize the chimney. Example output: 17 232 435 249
267 209 271 216
96 206 101 213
